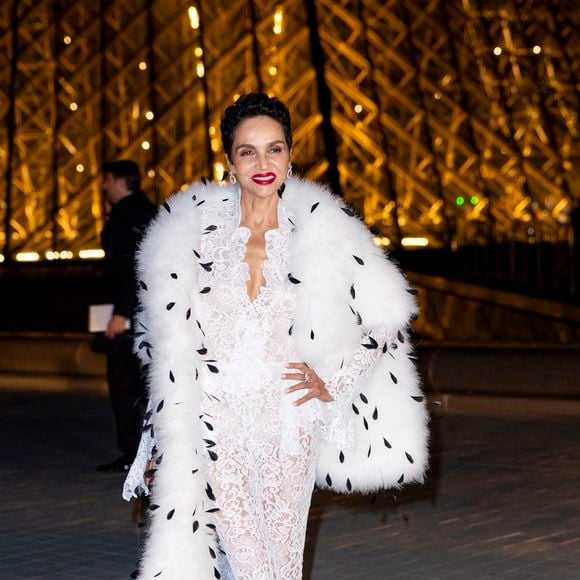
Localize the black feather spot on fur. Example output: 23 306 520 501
207 364 219 374
382 342 388 353
209 547 216 559
197 347 208 355
384 438 392 448
167 509 175 520
353 255 364 265
205 225 217 232
339 451 345 463
407 288 418 295
398 473 404 484
405 452 414 464
195 368 199 380
325 473 332 486
200 286 211 294
363 336 378 349
311 202 320 213
288 324 293 336
149 504 160 511
412 395 424 402
157 400 164 412
390 372 398 384
204 421 214 431
169 371 175 383
397 330 405 343
360 393 369 404
206 507 220 513
192 469 199 474
214 567 221 579
192 520 199 533
352 403 359 415
201 176 207 185
346 478 352 491
166 302 175 311
200 262 213 272
186 308 191 320
208 450 218 461
154 572 162 578
367 444 372 457
350 284 355 299
363 417 369 430
372 407 378 420
310 330 315 340
155 454 163 465
341 206 355 217
196 199 206 206
170 273 178 279
139 280 148 291
206 483 216 501
288 274 301 284
193 249 201 259
163 202 171 213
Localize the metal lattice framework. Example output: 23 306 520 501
0 0 578 262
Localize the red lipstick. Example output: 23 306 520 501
251 172 276 185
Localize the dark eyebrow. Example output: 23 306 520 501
234 140 286 151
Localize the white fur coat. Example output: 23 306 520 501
130 177 429 579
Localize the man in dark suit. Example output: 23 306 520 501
97 160 157 472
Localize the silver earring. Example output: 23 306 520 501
287 164 293 178
229 173 237 184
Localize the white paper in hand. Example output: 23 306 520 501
89 304 131 332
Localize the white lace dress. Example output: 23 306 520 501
124 196 386 580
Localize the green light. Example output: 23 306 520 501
470 195 479 205
456 196 465 206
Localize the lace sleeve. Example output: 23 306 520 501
319 330 387 450
122 402 155 501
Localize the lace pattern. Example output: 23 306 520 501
123 400 154 500
319 330 387 451
197 196 320 578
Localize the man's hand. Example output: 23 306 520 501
105 314 129 338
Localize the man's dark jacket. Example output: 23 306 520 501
101 191 157 319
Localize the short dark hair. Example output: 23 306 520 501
103 159 141 192
220 93 292 159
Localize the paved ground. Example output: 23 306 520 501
0 388 579 579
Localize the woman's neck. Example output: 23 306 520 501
239 190 279 231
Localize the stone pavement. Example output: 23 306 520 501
1 388 579 579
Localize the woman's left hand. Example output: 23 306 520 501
283 362 334 406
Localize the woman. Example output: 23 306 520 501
124 93 428 579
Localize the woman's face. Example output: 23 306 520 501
227 115 291 200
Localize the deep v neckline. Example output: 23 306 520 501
239 226 276 305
